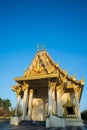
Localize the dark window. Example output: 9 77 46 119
66 107 74 115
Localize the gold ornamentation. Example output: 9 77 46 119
29 89 33 93
24 70 28 77
72 73 76 81
80 76 84 85
56 86 61 91
22 82 29 91
12 85 21 96
33 66 44 73
48 81 56 88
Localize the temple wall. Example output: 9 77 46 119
62 92 75 105
61 93 67 105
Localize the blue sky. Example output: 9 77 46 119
0 0 87 111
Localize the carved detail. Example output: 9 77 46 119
48 81 56 88
12 85 21 96
29 89 34 93
24 70 29 77
22 82 29 91
33 66 44 73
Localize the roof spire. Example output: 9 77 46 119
72 73 76 81
55 61 60 67
41 44 43 51
43 44 46 50
81 76 84 85
37 44 40 51
37 44 46 51
65 69 68 73
73 73 76 78
82 76 84 80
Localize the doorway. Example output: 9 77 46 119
32 98 43 121
66 107 74 115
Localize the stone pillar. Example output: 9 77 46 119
43 98 46 120
28 89 33 120
56 86 61 117
15 94 21 115
22 83 29 120
74 89 81 120
48 86 53 115
52 87 56 115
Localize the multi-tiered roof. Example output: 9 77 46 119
12 49 84 101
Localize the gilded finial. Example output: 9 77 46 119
81 76 84 85
43 44 46 50
73 73 76 80
82 76 84 80
73 73 76 78
57 61 60 66
63 68 68 75
37 44 40 51
41 44 43 51
56 63 59 67
65 69 68 73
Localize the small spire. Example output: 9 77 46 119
65 69 68 73
37 44 40 51
73 73 76 79
41 44 43 51
43 44 46 50
56 61 59 67
81 76 84 85
72 73 76 81
56 63 59 67
57 61 60 66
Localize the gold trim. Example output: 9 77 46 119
22 82 29 91
15 73 59 81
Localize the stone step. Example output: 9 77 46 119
0 122 86 130
19 120 46 127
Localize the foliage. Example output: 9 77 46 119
3 99 11 110
81 110 87 124
0 97 12 117
0 98 2 107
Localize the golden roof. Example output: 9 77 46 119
13 49 84 101
14 50 84 85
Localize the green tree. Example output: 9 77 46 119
81 110 87 124
0 98 12 117
0 98 2 107
3 99 11 111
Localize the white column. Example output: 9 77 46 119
22 84 28 120
56 87 61 116
43 98 46 120
75 92 81 119
52 87 56 115
48 86 52 115
15 94 21 115
28 89 33 120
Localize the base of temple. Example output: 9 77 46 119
46 115 65 128
10 116 83 127
46 116 83 128
66 119 83 126
10 116 22 126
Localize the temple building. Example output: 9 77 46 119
10 48 84 127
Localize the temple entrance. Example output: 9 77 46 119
32 98 43 121
66 107 74 115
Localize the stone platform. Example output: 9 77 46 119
0 121 87 130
